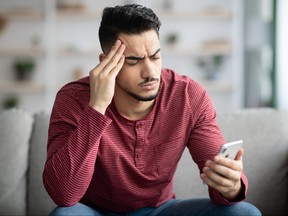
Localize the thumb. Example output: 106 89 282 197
235 147 244 161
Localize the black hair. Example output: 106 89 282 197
99 4 161 53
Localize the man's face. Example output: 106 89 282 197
116 30 162 102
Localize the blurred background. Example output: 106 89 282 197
0 0 286 114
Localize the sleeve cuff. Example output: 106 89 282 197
209 172 247 205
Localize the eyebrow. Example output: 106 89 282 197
125 48 161 60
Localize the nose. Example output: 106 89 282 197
141 59 156 79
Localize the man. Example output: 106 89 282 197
43 4 261 216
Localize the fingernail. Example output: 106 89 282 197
202 167 209 172
206 160 212 166
200 174 207 185
115 40 121 46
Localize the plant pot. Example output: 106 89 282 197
0 16 6 34
13 60 35 81
15 70 33 81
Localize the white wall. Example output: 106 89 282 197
0 0 243 113
276 0 288 109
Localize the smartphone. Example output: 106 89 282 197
218 140 243 160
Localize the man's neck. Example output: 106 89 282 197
113 96 155 121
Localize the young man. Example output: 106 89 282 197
43 4 261 216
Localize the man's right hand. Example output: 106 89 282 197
89 40 126 114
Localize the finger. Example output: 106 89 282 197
208 163 240 182
102 40 122 61
235 148 244 161
99 40 124 68
101 43 126 75
90 40 123 74
200 173 233 193
202 163 237 185
201 172 232 187
108 55 125 79
213 156 243 172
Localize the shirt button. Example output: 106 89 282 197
136 122 145 129
136 153 141 158
138 139 143 144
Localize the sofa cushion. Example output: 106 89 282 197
217 108 288 216
0 109 34 216
174 108 288 216
174 148 208 198
28 112 56 216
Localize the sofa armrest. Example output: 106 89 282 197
0 109 34 216
217 108 288 216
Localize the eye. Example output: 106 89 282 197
151 56 160 61
125 60 138 65
125 59 139 66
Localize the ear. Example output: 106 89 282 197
99 53 106 62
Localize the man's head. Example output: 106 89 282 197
99 4 161 54
98 4 162 104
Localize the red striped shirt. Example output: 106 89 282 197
43 68 247 212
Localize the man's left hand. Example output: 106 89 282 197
200 148 244 200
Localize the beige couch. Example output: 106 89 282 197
0 108 287 216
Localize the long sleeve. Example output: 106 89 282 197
42 70 248 212
187 90 248 205
42 86 112 206
208 172 247 205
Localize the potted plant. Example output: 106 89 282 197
197 55 224 80
2 95 19 109
13 59 35 81
165 32 178 45
162 0 173 10
0 15 7 34
165 32 178 50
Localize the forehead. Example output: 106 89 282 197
118 30 160 56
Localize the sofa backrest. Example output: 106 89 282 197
0 110 55 216
217 108 288 216
28 112 56 216
1 108 287 216
0 109 34 216
174 108 288 216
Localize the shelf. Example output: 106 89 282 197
162 45 231 57
56 9 101 20
57 40 231 58
0 47 45 57
0 0 243 112
55 8 232 21
163 39 232 56
57 48 99 57
56 48 231 58
158 9 232 19
0 81 45 94
198 80 233 93
0 10 44 20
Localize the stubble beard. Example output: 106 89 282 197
116 82 159 102
126 90 159 102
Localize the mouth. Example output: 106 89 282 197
139 80 159 90
141 82 157 90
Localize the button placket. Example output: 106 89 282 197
134 122 146 169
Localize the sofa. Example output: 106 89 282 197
0 108 287 216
